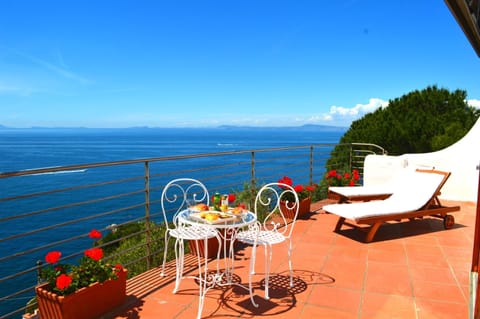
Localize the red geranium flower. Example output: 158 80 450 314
39 229 124 297
326 169 359 187
353 169 360 180
327 170 337 178
294 185 304 193
85 247 103 261
45 251 61 264
277 176 317 201
89 229 102 239
56 274 72 290
278 176 293 187
228 193 236 202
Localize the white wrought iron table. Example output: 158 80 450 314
178 209 257 319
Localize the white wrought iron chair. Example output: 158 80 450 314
236 182 300 301
159 178 221 293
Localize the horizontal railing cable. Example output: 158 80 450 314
0 143 387 318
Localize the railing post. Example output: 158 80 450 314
250 151 256 210
144 161 152 269
349 144 353 172
309 146 314 185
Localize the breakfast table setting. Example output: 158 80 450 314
177 199 258 318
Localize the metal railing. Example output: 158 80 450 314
0 142 385 318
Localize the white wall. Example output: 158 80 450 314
363 118 480 202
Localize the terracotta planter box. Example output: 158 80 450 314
189 237 221 258
35 269 127 319
280 197 311 219
189 229 235 258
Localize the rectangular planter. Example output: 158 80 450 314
189 237 221 258
280 197 311 219
35 269 127 319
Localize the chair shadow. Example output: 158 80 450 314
202 269 335 318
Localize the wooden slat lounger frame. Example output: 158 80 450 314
332 169 460 243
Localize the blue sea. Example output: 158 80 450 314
0 127 345 172
0 126 345 317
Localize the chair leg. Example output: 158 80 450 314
196 238 207 319
248 241 259 308
264 244 272 300
160 233 170 277
173 238 185 293
287 239 293 287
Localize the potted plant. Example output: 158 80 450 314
277 176 317 219
35 229 127 319
325 169 360 186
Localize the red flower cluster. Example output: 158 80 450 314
325 169 360 186
40 229 124 296
85 247 103 261
278 176 317 201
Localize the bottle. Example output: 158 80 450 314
213 192 221 211
221 194 228 212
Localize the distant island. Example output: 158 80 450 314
0 124 347 131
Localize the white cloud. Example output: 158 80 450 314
315 98 388 126
468 99 480 108
329 98 388 117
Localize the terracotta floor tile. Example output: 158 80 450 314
322 257 366 290
413 280 466 303
299 304 357 319
329 244 369 261
308 285 362 314
368 247 408 265
406 243 449 267
361 292 417 319
415 298 469 319
409 264 457 285
365 262 413 296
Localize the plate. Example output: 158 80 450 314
227 207 247 216
189 211 238 224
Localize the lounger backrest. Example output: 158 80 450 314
385 169 449 212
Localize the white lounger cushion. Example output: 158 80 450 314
328 167 431 199
323 171 445 221
328 185 394 198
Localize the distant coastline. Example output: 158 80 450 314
0 124 347 132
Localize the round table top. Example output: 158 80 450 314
178 209 257 229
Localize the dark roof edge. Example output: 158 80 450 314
445 0 480 57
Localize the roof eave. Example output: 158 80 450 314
445 0 480 57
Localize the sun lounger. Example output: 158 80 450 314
328 185 393 203
322 169 460 242
327 167 432 203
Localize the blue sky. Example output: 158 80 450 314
1 1 480 128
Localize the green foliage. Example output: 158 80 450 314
324 86 479 187
339 85 478 155
99 221 174 278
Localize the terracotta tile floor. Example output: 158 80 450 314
112 199 476 319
